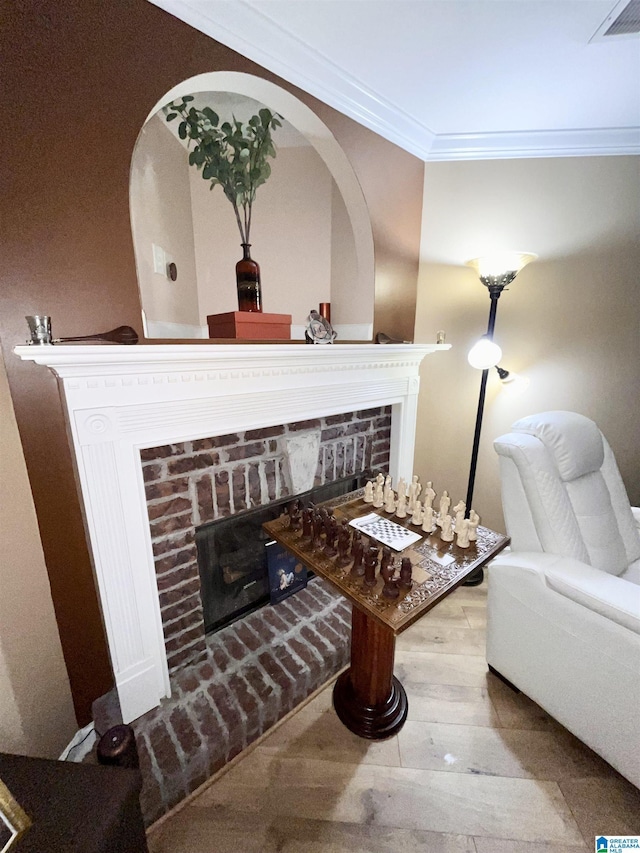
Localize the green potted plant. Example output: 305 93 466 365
164 96 282 312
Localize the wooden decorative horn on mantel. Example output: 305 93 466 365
53 326 139 345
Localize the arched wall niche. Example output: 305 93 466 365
130 71 375 340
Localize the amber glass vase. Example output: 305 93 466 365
235 243 262 312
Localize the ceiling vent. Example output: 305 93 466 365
590 0 640 41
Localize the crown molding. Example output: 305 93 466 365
427 126 640 161
149 0 435 159
149 0 640 162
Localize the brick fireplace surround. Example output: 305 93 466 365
15 342 447 820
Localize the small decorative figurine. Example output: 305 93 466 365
312 511 324 550
411 499 423 526
381 553 399 599
421 504 435 534
440 513 454 542
364 546 378 587
324 517 338 558
373 482 384 508
399 557 413 590
301 507 313 541
384 490 397 514
289 499 302 530
408 475 422 511
468 509 480 542
423 481 436 510
336 520 352 567
456 517 471 549
439 490 451 522
363 481 374 503
395 490 408 518
350 536 365 577
453 500 466 530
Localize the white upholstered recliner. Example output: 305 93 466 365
488 411 640 788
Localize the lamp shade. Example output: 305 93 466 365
466 253 537 278
468 337 502 369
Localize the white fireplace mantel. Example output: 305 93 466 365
15 342 449 722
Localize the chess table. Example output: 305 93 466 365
263 489 509 740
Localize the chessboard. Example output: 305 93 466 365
263 489 509 635
349 512 422 551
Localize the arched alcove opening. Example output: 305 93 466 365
130 71 375 340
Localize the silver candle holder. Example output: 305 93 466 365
25 315 53 345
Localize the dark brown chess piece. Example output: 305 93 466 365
399 557 413 590
336 520 352 567
381 550 399 599
289 499 302 530
363 545 378 587
350 536 365 577
312 510 324 550
324 517 338 558
351 530 363 559
301 507 313 542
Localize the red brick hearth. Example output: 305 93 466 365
132 577 350 825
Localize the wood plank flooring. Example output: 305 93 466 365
147 579 640 852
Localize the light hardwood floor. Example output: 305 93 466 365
148 580 640 852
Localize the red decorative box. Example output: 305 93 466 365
206 312 292 341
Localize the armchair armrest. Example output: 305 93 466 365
491 551 640 635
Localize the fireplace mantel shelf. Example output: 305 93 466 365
15 342 449 377
14 340 450 724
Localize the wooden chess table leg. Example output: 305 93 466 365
332 606 407 739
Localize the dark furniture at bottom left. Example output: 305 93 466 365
0 752 148 852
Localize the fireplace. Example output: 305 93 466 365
14 342 448 723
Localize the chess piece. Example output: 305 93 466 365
423 481 436 510
440 513 454 542
468 509 480 542
408 475 422 511
301 507 313 541
375 472 385 487
453 500 466 530
439 490 451 522
363 546 378 587
399 557 413 590
312 511 324 550
396 477 407 502
456 517 471 549
336 520 352 567
411 499 423 526
350 536 365 576
384 490 397 514
289 499 302 530
381 553 399 599
372 482 384 508
421 505 435 534
395 490 407 519
324 517 338 558
363 481 374 503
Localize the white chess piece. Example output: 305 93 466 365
440 513 454 542
453 500 466 529
411 499 423 526
376 472 385 487
408 475 421 511
383 475 393 505
363 481 374 503
373 483 384 508
395 490 408 518
456 517 471 548
468 509 480 541
439 490 451 521
396 477 407 502
384 489 397 514
421 505 435 533
423 481 436 510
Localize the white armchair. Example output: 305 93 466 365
488 411 640 788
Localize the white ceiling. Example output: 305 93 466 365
150 0 640 160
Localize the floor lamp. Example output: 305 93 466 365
463 252 536 586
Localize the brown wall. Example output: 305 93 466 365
1 0 423 722
414 156 640 534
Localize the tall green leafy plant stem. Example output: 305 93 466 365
164 96 282 245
